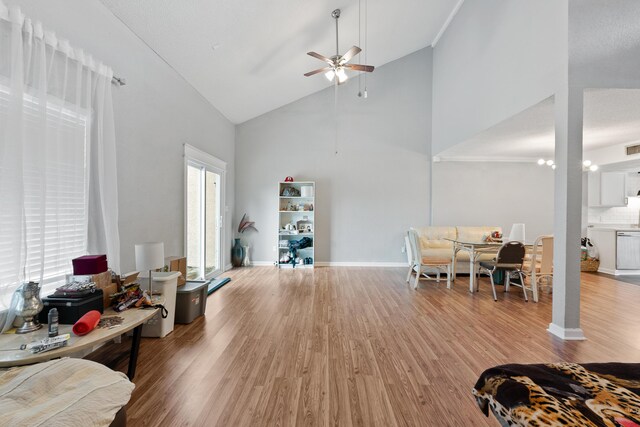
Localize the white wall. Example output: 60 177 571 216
235 48 433 264
569 0 640 89
432 162 554 240
432 0 567 154
8 0 236 271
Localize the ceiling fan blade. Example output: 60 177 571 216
304 67 332 77
340 46 362 64
307 51 334 64
344 64 375 72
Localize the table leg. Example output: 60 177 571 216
127 324 143 380
451 246 458 282
467 248 474 292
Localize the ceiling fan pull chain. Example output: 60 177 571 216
364 0 368 98
358 0 363 97
334 80 339 155
335 9 340 56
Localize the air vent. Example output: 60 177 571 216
627 144 640 156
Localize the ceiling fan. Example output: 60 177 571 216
304 9 374 84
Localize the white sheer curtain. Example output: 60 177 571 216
0 2 120 330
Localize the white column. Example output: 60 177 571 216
548 86 586 340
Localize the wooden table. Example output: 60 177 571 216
0 306 159 380
445 238 502 293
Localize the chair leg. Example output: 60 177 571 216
532 273 539 302
505 272 510 292
414 265 421 289
489 271 497 301
406 264 413 283
446 264 452 289
519 272 528 302
436 270 441 283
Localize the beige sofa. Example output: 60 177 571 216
411 226 503 273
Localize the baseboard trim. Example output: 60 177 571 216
614 269 640 276
597 267 616 275
224 263 233 271
250 261 408 268
315 262 408 267
547 323 586 341
251 261 277 266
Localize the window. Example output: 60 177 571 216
184 145 225 280
0 84 89 304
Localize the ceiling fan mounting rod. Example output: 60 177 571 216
332 9 340 58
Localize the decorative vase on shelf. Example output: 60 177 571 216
242 246 250 266
231 238 244 267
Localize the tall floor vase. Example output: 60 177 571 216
242 246 250 266
231 238 244 267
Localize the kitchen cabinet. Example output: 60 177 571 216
587 228 616 274
588 171 627 207
626 173 640 197
588 227 640 275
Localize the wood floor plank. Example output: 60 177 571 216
85 267 640 426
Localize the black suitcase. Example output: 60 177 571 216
38 290 104 325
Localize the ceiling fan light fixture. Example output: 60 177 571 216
325 70 335 81
336 67 348 83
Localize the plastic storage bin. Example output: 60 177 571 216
139 271 180 338
175 281 208 324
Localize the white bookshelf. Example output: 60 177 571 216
278 181 315 268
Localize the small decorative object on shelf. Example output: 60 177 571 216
297 216 313 233
284 176 294 182
281 186 300 197
278 181 315 268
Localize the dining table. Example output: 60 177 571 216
444 238 502 292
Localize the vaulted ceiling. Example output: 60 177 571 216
435 89 640 161
100 0 461 123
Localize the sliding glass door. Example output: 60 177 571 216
186 158 223 280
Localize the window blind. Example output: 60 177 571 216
0 85 88 304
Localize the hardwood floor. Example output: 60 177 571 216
87 268 640 426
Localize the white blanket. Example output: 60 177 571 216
0 358 134 427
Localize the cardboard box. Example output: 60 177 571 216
166 256 187 286
71 270 115 309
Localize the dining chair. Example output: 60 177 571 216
521 235 553 302
477 241 527 301
406 229 452 290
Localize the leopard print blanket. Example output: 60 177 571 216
473 363 640 427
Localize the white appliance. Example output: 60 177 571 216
616 231 640 270
139 271 180 338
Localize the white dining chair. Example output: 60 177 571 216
406 229 452 290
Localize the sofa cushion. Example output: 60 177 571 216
457 226 502 243
413 226 456 250
420 248 496 263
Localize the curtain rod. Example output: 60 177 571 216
111 75 126 86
